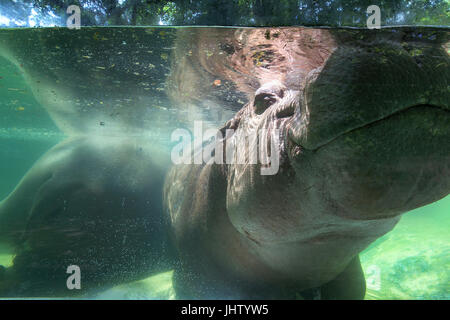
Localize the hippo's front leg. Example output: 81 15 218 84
0 137 175 297
318 256 366 300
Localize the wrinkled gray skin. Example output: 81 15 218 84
164 34 450 299
0 28 449 299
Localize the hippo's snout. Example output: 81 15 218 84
281 34 450 221
288 38 450 151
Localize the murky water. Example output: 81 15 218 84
0 26 448 299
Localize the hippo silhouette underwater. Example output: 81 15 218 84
0 27 448 299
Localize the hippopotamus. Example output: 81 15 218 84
0 27 448 298
164 27 449 299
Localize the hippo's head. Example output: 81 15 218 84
170 28 449 246
222 28 449 246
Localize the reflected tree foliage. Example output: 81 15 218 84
0 0 448 27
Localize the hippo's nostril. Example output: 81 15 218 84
253 81 286 114
254 92 277 114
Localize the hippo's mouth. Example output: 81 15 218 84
287 103 449 221
309 104 450 151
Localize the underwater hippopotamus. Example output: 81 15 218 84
164 27 449 299
0 27 448 298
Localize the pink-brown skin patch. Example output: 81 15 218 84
168 27 336 110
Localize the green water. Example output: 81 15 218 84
360 199 450 300
0 27 448 299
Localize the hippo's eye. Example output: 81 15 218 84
254 92 278 114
